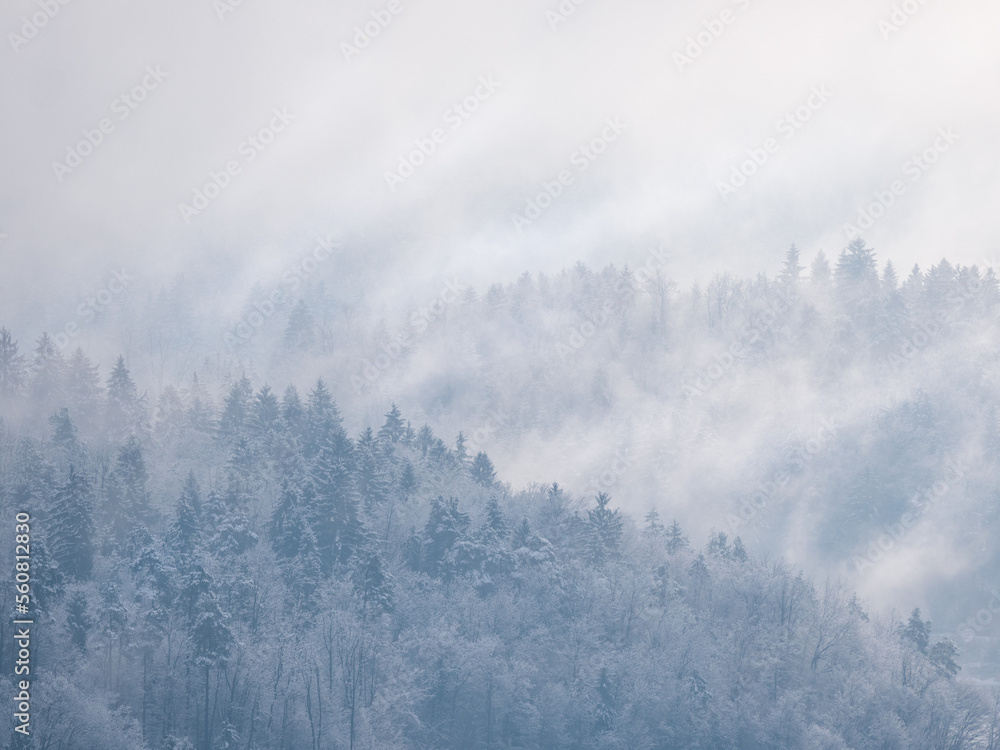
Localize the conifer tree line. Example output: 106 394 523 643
2 241 1000 748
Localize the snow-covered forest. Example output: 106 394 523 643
3 240 1000 748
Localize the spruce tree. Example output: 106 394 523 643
49 466 96 580
283 299 316 352
66 589 93 653
587 493 623 564
217 374 253 444
106 355 143 438
352 547 394 617
377 402 406 445
30 333 66 412
0 327 27 399
471 452 496 487
779 244 804 286
65 347 102 431
167 472 203 559
305 383 363 571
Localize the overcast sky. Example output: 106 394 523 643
1 0 998 322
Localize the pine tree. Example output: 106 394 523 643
106 355 143 438
286 522 322 611
417 424 434 456
587 492 623 564
189 589 235 750
30 333 66 412
0 327 27 399
154 386 186 441
64 347 102 431
280 384 305 438
485 496 508 538
834 238 879 309
399 460 417 500
423 496 470 578
779 244 804 286
902 608 931 654
66 589 93 652
377 403 406 445
49 466 96 580
455 432 469 464
512 518 533 551
471 452 496 487
167 472 203 558
28 534 64 612
104 437 156 546
665 519 688 554
304 379 340 457
356 428 389 510
595 668 617 732
185 371 215 433
731 536 748 563
644 508 665 536
810 251 832 285
252 384 280 433
283 299 316 352
270 479 307 560
882 260 899 292
352 547 394 617
217 374 253 444
706 530 730 559
49 407 82 456
306 384 363 571
929 638 960 678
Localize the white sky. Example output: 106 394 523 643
1 0 998 316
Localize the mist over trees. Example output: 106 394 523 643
3 240 1000 748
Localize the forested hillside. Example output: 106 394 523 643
0 342 994 748
3 239 1000 748
16 239 1000 619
